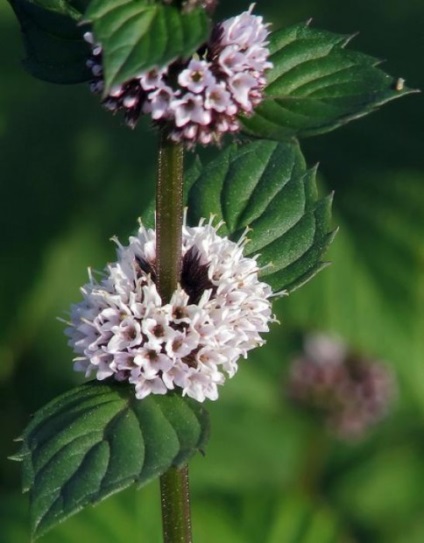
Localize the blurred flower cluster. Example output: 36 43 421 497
85 5 272 146
65 219 274 402
287 333 396 440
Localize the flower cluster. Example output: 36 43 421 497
84 5 272 146
287 333 396 440
65 219 274 402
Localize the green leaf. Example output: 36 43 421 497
187 140 336 293
8 0 91 83
15 381 209 539
84 0 210 92
29 0 84 20
241 22 414 140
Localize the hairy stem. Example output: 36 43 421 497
155 131 192 543
160 466 192 543
156 130 184 303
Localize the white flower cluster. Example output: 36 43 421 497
65 219 274 402
84 5 272 145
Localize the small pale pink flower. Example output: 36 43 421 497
178 59 215 93
172 93 211 127
144 86 175 120
204 83 233 112
218 45 246 75
228 72 258 110
139 67 168 91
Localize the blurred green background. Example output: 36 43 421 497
1 1 424 542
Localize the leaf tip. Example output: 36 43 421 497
8 453 24 462
310 162 320 174
392 77 420 95
329 226 339 242
343 31 359 47
9 437 27 462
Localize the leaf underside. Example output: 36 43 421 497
85 0 211 92
187 140 336 293
14 382 209 539
8 0 90 83
241 22 414 140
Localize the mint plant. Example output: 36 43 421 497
8 0 412 541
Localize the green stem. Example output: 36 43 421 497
160 466 192 543
156 130 184 303
155 130 192 543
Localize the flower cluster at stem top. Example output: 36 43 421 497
65 219 275 402
85 5 272 146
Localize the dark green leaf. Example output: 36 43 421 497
29 0 84 20
84 0 210 92
241 22 414 140
187 140 335 293
15 381 209 539
8 0 91 83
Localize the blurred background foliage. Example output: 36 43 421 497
1 0 423 541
